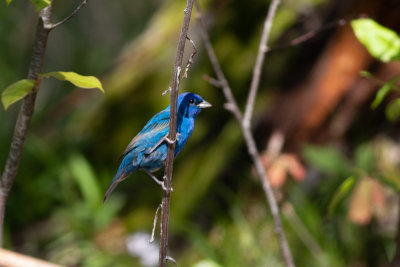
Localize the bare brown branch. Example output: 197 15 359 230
0 5 52 246
47 0 88 30
195 1 295 266
243 0 280 128
159 0 195 266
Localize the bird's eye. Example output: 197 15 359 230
189 99 195 104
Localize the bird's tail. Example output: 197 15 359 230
103 168 130 203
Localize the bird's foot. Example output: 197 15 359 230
166 256 177 266
144 170 173 191
164 136 176 144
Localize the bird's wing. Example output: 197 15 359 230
119 110 170 159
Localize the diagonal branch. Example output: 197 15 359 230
0 1 88 247
159 0 195 266
243 0 280 128
0 5 52 247
195 1 295 266
46 0 88 30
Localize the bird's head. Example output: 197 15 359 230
177 92 211 118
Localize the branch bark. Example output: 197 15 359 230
0 1 88 246
195 1 295 266
0 6 52 246
159 0 195 266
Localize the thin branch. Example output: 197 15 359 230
195 6 243 123
243 0 280 128
150 204 162 243
46 0 88 30
0 0 88 246
195 1 295 266
183 36 197 79
268 18 347 52
159 0 195 266
0 5 52 246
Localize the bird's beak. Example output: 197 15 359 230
197 100 212 109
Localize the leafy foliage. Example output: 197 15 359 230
29 0 51 12
40 71 104 92
351 18 400 62
1 79 34 110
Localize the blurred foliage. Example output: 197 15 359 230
2 0 400 266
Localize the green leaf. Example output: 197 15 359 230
354 143 374 172
302 145 350 175
328 176 356 215
68 153 101 209
351 18 400 62
386 98 400 121
30 0 51 11
2 79 34 110
6 0 13 6
360 70 372 78
40 71 104 92
371 75 400 109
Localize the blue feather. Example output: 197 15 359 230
104 92 211 202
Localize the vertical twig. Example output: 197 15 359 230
195 1 295 266
159 0 195 266
243 0 280 128
0 6 52 246
0 1 88 246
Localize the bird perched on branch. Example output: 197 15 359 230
103 92 211 202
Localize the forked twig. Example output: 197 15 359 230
183 36 197 79
47 0 88 30
195 1 295 266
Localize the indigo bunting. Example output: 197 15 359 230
104 92 211 202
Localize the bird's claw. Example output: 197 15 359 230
161 180 173 192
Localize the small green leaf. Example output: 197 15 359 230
2 79 34 110
354 143 374 172
371 75 400 109
68 153 102 209
351 18 400 62
302 145 350 175
6 0 13 6
386 98 400 121
30 0 51 11
40 71 104 93
360 70 372 78
328 176 356 215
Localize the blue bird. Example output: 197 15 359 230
104 92 211 202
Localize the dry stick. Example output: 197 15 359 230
0 1 87 246
243 0 280 127
159 0 195 266
47 0 88 30
195 2 295 267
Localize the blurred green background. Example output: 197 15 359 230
2 0 400 266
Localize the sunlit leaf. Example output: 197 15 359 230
328 176 356 215
385 98 400 121
30 0 51 12
6 0 13 6
40 71 104 92
371 75 400 109
2 79 34 110
351 18 400 62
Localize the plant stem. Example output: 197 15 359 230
159 0 195 266
195 1 295 266
0 6 52 246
